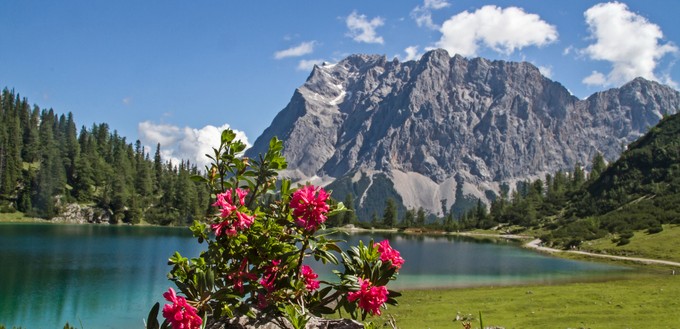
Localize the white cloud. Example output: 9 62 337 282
346 11 385 44
122 97 132 105
401 46 422 61
583 71 607 86
411 0 450 30
537 65 552 78
424 0 450 10
274 41 316 59
436 5 558 57
581 2 678 86
138 121 250 169
297 59 325 71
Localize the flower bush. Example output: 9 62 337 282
146 129 403 329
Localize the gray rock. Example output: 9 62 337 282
205 314 363 329
246 49 680 216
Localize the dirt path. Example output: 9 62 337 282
525 239 680 268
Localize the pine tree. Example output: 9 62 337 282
0 90 23 199
402 208 415 227
341 193 358 225
416 207 426 227
153 143 163 193
382 198 397 227
33 110 63 218
589 153 607 181
63 112 80 195
370 211 379 227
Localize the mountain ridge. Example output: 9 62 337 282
247 49 680 219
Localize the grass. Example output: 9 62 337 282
373 273 680 328
0 212 43 223
581 224 680 263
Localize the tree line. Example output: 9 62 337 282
0 88 210 225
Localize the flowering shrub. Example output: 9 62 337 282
146 129 403 329
161 288 203 329
375 240 405 270
347 278 389 316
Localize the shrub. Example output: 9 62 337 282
620 231 634 239
146 130 403 329
617 237 630 246
647 226 664 234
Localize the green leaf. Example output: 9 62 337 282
221 129 236 144
326 202 347 217
269 137 283 152
190 175 208 183
206 268 215 290
146 302 160 329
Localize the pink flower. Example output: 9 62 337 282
227 259 258 294
375 240 405 270
236 188 249 206
346 278 389 316
212 188 249 218
162 288 202 329
290 185 330 232
300 265 320 291
256 292 269 310
211 188 255 236
259 260 281 292
211 220 238 237
234 211 255 230
213 190 237 218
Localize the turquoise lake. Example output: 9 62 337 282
0 223 630 328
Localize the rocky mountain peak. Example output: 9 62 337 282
247 49 680 219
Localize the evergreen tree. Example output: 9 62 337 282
370 211 379 227
341 193 358 225
0 90 23 199
134 140 153 197
63 112 80 194
382 198 397 227
416 207 426 227
572 163 585 189
589 153 607 181
153 143 163 193
402 208 415 228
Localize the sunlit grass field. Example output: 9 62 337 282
376 273 680 328
581 224 680 263
0 212 41 223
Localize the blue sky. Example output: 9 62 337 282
2 1 679 167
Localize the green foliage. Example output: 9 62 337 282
0 88 210 224
451 112 680 249
147 129 402 327
382 198 397 227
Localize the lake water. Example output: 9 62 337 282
0 223 630 328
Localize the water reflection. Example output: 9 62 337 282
0 224 630 328
0 224 203 329
312 231 629 289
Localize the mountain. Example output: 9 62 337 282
544 112 680 247
246 49 680 220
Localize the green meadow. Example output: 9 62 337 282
379 273 680 328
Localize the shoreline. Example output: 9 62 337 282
524 238 680 268
335 225 680 269
5 218 679 269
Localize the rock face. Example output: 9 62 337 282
51 197 113 224
206 314 362 329
247 49 680 218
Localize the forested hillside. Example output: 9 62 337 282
353 112 680 249
0 88 210 225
